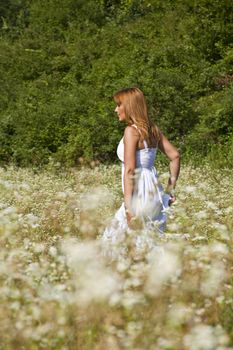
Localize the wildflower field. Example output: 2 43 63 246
0 164 232 350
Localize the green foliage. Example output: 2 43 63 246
0 0 232 167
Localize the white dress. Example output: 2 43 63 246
102 125 170 251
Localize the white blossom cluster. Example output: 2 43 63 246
0 164 232 349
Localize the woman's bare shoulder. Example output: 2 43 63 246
123 126 140 148
124 125 140 138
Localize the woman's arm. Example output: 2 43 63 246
158 132 180 198
123 126 139 222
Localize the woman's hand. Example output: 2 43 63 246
168 193 176 206
126 209 133 224
166 177 177 206
125 209 143 230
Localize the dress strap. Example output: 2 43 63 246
131 124 148 150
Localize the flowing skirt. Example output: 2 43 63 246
102 166 170 249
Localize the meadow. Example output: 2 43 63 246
0 163 232 350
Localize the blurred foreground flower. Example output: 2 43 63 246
145 243 181 296
61 239 122 306
80 186 112 211
200 260 226 297
183 324 229 350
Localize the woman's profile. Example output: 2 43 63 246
102 87 180 248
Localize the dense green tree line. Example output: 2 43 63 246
0 0 232 167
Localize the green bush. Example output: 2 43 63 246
0 0 232 167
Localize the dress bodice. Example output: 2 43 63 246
117 137 157 169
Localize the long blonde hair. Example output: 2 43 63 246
113 87 160 145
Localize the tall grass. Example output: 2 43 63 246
0 164 232 349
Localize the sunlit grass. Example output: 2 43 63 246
0 164 232 349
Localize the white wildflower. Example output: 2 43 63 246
206 201 218 210
23 238 32 249
157 338 174 348
77 271 121 306
61 239 121 306
168 303 193 324
216 295 225 304
109 292 122 306
0 261 8 274
26 262 41 276
1 206 17 215
24 213 40 228
116 260 130 273
191 236 207 242
0 180 13 189
195 210 208 219
200 261 226 297
0 202 7 209
212 223 229 240
20 182 30 190
215 325 229 346
167 222 180 232
80 186 112 210
183 324 217 350
10 301 20 311
33 243 45 253
49 246 57 257
159 172 169 180
224 206 233 214
195 308 205 316
145 245 181 296
210 242 229 255
184 185 196 193
121 291 145 308
57 191 69 199
31 305 41 320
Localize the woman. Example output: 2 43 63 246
103 87 180 245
